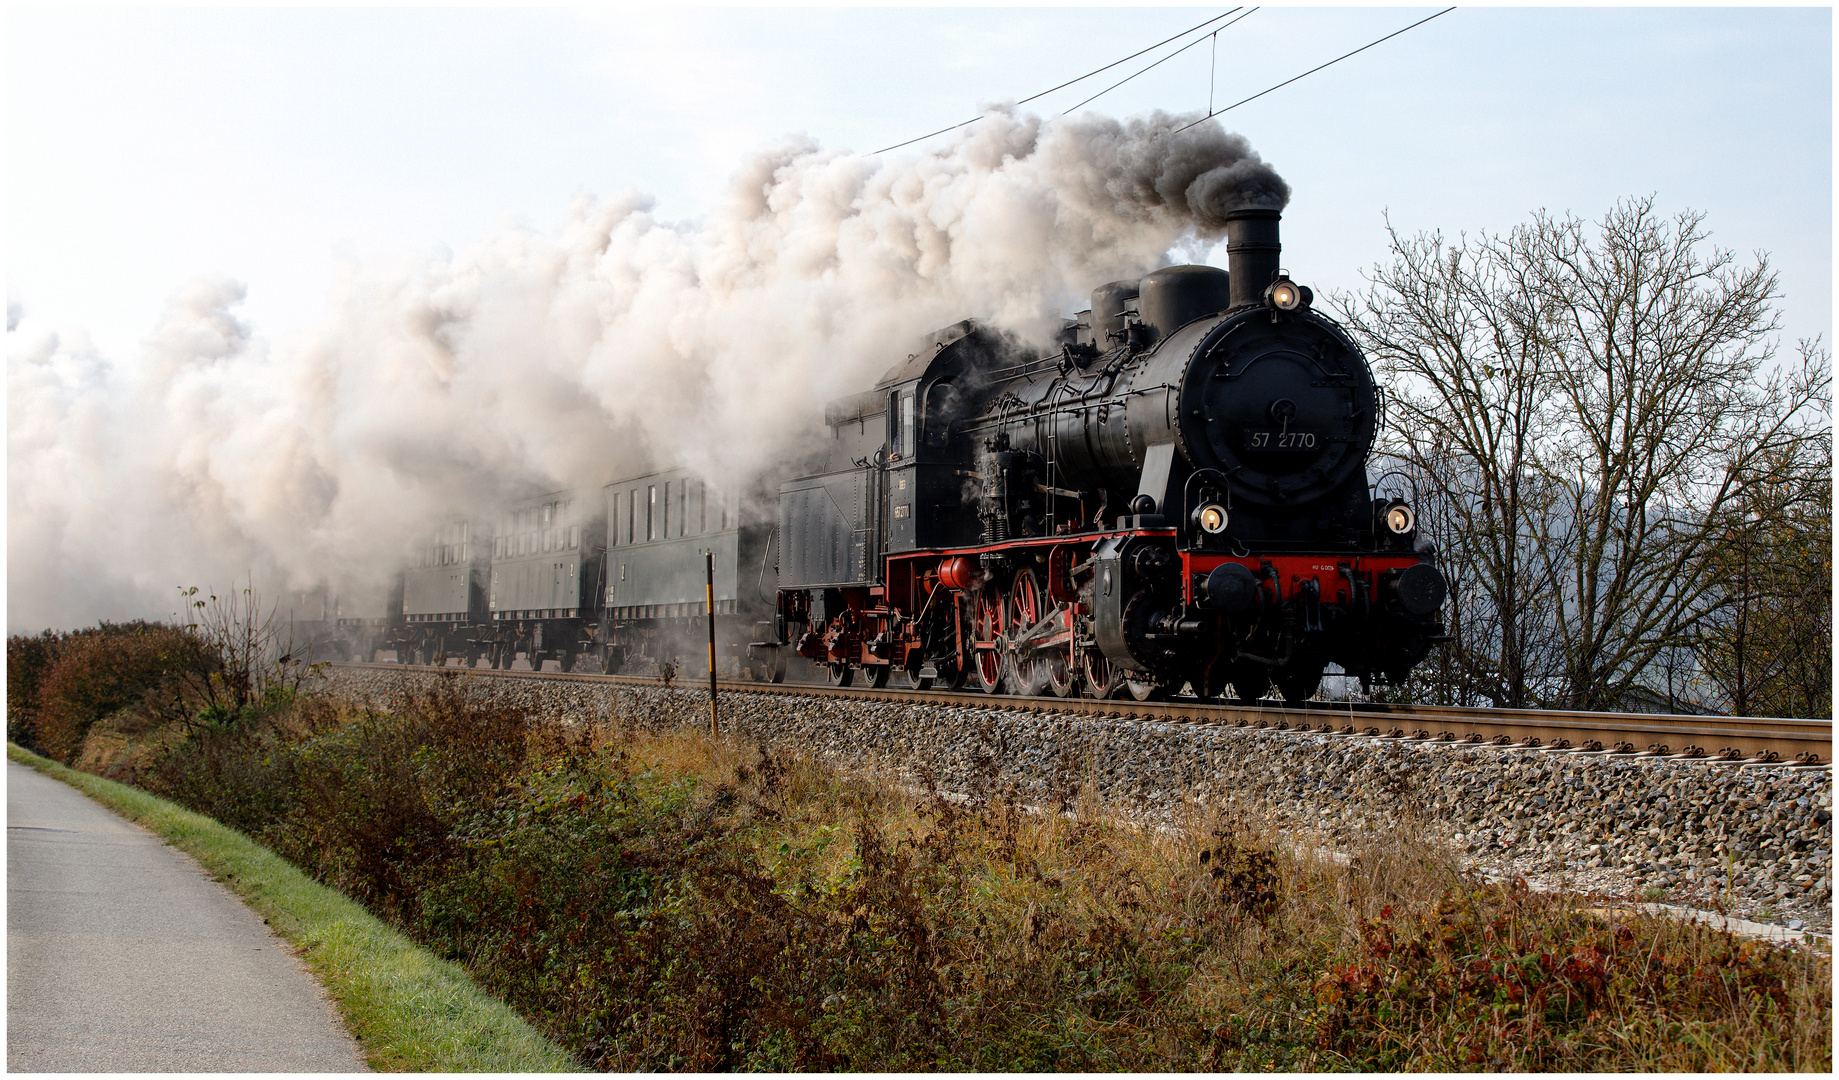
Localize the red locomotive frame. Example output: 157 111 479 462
788 530 1425 698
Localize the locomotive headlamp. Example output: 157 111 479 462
1196 503 1229 535
1384 504 1416 535
1264 276 1310 312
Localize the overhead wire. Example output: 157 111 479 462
875 6 1457 156
874 8 1245 155
1057 8 1258 116
1172 7 1457 135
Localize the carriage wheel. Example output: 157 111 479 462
768 647 787 684
1081 648 1117 699
827 662 855 688
972 588 1007 693
866 663 891 689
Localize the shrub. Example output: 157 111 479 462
13 622 215 762
6 629 64 750
1311 881 1827 1070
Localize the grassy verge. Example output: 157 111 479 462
7 741 580 1073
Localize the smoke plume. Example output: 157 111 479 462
7 108 1286 631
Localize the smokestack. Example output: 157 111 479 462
1223 206 1281 311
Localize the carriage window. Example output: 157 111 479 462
663 482 672 538
569 525 579 550
647 486 657 541
899 390 915 460
677 481 688 537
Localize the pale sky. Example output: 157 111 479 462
8 5 1832 359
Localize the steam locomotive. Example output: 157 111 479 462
765 203 1447 702
343 203 1446 703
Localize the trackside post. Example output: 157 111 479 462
706 551 718 735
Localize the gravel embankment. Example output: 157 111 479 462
325 667 1833 933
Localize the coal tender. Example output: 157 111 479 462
770 203 1448 701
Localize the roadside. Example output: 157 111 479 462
7 743 579 1073
8 759 364 1071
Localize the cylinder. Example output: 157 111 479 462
1224 207 1282 310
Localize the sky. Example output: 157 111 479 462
5 5 1832 632
9 5 1830 355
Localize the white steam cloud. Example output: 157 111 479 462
7 108 1286 632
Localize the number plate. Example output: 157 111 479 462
1243 429 1320 451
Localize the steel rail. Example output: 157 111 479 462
335 663 1830 765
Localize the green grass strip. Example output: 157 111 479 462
7 742 580 1073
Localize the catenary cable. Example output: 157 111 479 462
874 8 1244 154
1172 7 1457 135
1058 8 1258 116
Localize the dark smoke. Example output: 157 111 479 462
1043 109 1291 231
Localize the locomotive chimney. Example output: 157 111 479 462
1223 206 1282 310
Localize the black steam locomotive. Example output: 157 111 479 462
768 204 1447 702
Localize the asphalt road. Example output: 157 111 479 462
7 760 366 1072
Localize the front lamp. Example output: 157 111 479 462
1384 504 1416 535
1263 276 1312 312
1196 503 1229 535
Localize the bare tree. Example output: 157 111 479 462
173 581 327 730
1337 212 1566 708
1337 196 1829 713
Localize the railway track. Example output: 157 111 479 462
338 662 1831 766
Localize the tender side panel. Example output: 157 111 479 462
779 469 879 589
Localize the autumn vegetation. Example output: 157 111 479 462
10 644 1829 1071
